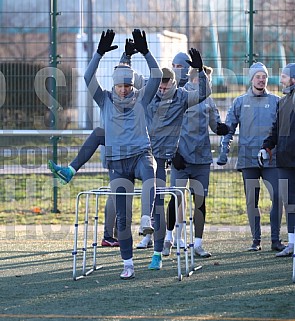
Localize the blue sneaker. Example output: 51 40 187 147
148 254 162 270
48 160 76 185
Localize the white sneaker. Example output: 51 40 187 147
120 265 135 279
194 245 212 258
172 239 186 249
139 215 154 236
276 243 294 257
136 235 153 249
162 240 173 256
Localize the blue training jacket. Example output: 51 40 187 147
220 87 280 169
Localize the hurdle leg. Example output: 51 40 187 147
178 189 190 277
174 193 182 281
72 193 81 280
186 187 202 273
180 188 193 277
81 194 90 276
91 194 103 273
187 188 195 271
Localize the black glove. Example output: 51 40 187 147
125 38 138 57
185 48 203 70
258 148 272 168
216 122 229 136
172 152 186 170
132 29 149 55
97 29 118 56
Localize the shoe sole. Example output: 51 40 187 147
136 244 153 249
247 247 261 252
120 273 135 279
195 253 212 258
101 243 119 247
276 253 293 257
139 227 154 236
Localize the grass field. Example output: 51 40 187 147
0 169 292 321
0 225 294 321
0 170 276 227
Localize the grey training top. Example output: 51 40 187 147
221 87 280 169
145 72 211 159
84 51 162 161
178 96 221 164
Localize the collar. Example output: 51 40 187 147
248 86 269 97
282 84 295 95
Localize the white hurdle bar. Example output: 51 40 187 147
176 186 203 274
72 186 199 281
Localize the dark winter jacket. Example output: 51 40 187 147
263 86 295 168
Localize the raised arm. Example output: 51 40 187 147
84 29 118 104
186 49 212 107
132 29 162 105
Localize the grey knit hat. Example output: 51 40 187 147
112 65 134 86
282 63 295 79
161 67 175 82
249 62 268 80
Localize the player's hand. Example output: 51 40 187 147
125 38 138 57
132 29 149 55
186 48 203 70
172 152 186 170
216 122 229 136
97 29 118 56
258 148 272 168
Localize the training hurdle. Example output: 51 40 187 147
72 186 201 281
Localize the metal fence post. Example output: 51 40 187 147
49 0 61 213
246 0 257 67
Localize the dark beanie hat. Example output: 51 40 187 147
112 65 135 86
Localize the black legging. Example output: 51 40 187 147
70 127 105 171
166 194 206 238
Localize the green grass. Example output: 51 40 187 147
0 228 293 320
0 170 276 227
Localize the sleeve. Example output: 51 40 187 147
139 51 163 107
208 98 222 133
186 70 212 108
133 72 146 90
84 52 105 107
262 111 279 150
219 98 240 153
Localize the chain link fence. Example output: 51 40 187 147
0 0 293 221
